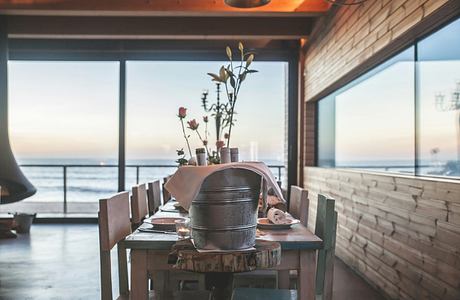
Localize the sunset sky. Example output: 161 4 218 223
6 17 460 166
8 60 286 162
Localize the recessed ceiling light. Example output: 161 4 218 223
224 0 271 8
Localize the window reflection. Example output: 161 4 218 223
417 18 460 178
317 17 460 179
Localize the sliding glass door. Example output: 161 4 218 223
126 61 287 186
1 56 290 215
3 61 119 214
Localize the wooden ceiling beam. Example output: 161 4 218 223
6 15 314 40
0 0 331 16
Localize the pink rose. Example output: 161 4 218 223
203 116 209 123
216 140 225 149
187 119 199 130
178 107 187 119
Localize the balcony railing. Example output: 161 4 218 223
13 164 285 214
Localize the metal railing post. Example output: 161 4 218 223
63 166 67 214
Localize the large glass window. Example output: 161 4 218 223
317 17 460 179
417 18 460 177
2 61 119 214
318 48 415 174
126 61 287 185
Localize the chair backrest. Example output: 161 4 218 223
98 192 131 300
162 175 173 204
314 194 336 246
288 185 309 226
131 183 149 226
147 180 161 216
314 194 337 300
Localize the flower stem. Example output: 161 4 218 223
227 96 237 148
180 118 192 158
196 130 211 157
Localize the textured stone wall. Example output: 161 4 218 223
304 0 449 102
304 167 460 300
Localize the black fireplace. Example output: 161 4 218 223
0 17 36 204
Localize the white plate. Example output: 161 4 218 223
257 218 300 230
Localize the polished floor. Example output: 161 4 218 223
0 224 385 300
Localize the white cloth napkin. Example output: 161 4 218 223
165 162 285 210
267 207 288 224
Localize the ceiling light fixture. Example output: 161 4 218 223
224 0 271 8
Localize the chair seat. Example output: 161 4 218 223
232 270 278 289
117 290 212 300
231 288 297 300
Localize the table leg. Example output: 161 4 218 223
278 270 290 289
131 249 148 300
298 250 316 300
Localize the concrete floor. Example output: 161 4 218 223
0 224 385 300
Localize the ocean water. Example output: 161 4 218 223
15 158 285 205
8 157 457 214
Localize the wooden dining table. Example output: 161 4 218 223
123 200 323 300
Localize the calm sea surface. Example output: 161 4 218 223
16 158 285 204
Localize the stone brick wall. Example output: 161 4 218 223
304 167 460 300
304 0 449 102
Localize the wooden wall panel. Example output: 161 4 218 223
304 167 460 300
303 0 456 102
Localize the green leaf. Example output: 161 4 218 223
246 69 258 74
226 68 235 77
230 76 236 89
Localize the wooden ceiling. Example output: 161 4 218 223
0 0 331 16
0 0 332 40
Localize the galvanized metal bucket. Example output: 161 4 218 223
190 168 261 250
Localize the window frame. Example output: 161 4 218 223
315 15 460 181
8 39 299 191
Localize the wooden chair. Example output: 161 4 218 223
162 175 173 204
98 191 132 300
288 185 309 226
131 183 149 228
231 194 337 300
314 194 337 300
147 180 161 216
99 192 212 300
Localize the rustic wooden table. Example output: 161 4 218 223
123 200 323 300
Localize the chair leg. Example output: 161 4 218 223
117 243 129 296
100 250 113 300
278 270 290 289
